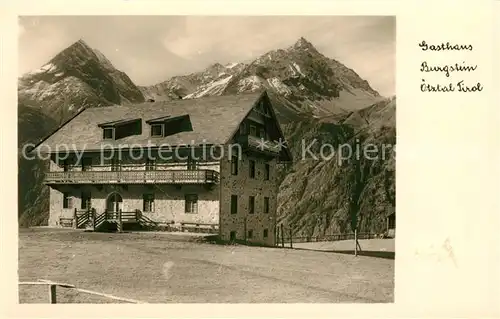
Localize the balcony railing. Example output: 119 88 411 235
237 135 282 155
44 169 219 185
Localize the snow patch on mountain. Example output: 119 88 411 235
184 74 234 99
267 77 292 96
225 62 239 69
288 62 306 78
19 76 96 103
236 75 263 93
28 63 57 75
292 62 305 77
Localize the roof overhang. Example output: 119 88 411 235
97 118 141 128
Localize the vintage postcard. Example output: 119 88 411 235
1 0 499 318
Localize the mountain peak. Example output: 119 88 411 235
291 37 317 51
76 38 89 46
46 38 115 72
68 38 93 52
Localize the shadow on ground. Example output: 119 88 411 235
294 248 395 260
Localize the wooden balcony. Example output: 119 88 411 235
44 169 219 185
237 135 282 156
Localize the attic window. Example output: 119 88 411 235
151 124 164 137
103 127 114 140
98 118 141 140
146 114 193 138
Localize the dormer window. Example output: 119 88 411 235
98 118 141 140
151 124 164 137
146 114 193 138
103 127 114 140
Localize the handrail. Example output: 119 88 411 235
19 279 147 304
73 209 161 231
239 135 282 154
45 169 220 184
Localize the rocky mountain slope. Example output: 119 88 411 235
19 39 144 121
18 39 145 226
140 37 383 121
277 97 395 237
139 62 246 101
18 37 395 236
18 103 57 226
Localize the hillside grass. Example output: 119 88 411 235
18 228 394 303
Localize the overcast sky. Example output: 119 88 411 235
18 16 395 96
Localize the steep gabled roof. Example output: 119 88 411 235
33 91 266 153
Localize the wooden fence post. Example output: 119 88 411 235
289 227 293 248
118 209 122 232
276 225 279 247
354 229 358 257
73 208 77 229
280 224 284 248
244 217 247 244
48 284 56 304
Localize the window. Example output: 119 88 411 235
81 192 91 210
249 160 255 178
81 157 92 171
143 194 154 212
185 194 198 214
111 158 121 171
263 102 271 115
263 229 269 238
230 231 236 241
258 128 265 139
239 122 246 135
63 193 71 209
231 195 238 214
249 125 257 136
187 157 197 170
146 159 155 171
103 127 114 140
248 196 255 214
264 197 269 214
264 164 270 180
388 214 396 229
231 156 238 175
247 230 253 239
259 100 265 112
62 159 70 172
151 124 164 137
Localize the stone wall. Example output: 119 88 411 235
219 153 278 246
48 184 219 226
48 151 220 227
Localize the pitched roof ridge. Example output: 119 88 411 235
33 92 271 153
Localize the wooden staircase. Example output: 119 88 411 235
74 209 94 230
73 208 159 232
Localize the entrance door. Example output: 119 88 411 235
106 193 123 218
